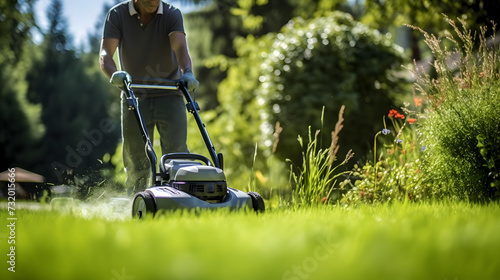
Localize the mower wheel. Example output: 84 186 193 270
248 191 265 213
132 191 156 219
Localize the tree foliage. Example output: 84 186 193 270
361 0 500 61
185 0 348 109
0 0 42 172
363 0 500 33
25 0 119 186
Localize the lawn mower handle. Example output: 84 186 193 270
116 75 222 186
129 76 183 91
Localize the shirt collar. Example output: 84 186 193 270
128 0 163 16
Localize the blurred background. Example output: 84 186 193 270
1 0 498 200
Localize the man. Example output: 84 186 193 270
99 0 199 193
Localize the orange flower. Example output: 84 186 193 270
414 97 423 107
389 109 405 119
407 118 417 124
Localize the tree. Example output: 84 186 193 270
0 0 35 63
26 0 120 188
87 0 122 54
0 0 42 172
361 0 500 61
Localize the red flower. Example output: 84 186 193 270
321 197 327 204
414 97 423 107
389 109 405 119
407 118 417 124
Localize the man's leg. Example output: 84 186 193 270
155 95 189 155
122 96 155 194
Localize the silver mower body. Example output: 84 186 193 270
151 159 252 211
146 186 252 212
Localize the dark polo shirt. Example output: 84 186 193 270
103 0 184 91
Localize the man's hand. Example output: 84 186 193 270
180 68 199 92
110 71 132 90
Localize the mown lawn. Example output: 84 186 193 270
2 201 500 280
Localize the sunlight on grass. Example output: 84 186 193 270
2 202 499 279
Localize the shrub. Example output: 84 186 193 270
410 16 500 201
258 11 410 165
419 85 500 201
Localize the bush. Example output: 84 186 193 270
411 17 500 202
258 11 410 165
420 85 500 201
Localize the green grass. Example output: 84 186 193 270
2 202 500 280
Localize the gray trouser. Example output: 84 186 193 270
121 94 189 193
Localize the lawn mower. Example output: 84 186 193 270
112 72 265 219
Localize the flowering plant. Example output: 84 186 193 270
339 100 430 204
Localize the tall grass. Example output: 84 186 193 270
408 16 500 201
288 106 353 206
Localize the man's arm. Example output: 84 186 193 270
170 32 193 73
170 31 199 91
99 38 120 78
